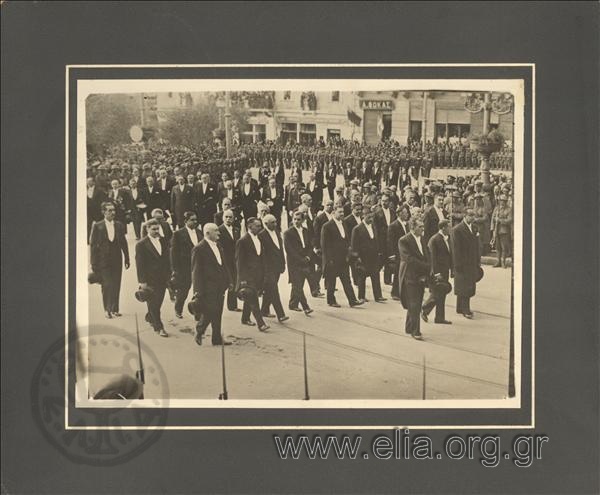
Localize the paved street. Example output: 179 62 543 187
86 229 512 402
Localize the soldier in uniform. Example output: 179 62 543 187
491 195 513 268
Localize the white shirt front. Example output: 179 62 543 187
180 183 186 193
105 220 115 242
435 206 445 221
249 233 262 255
267 228 281 250
227 189 233 199
244 183 251 195
465 220 473 234
270 187 277 199
161 178 167 190
412 232 424 256
150 235 162 255
224 224 234 239
353 214 362 225
186 226 199 246
382 207 391 226
202 183 208 194
295 227 306 248
158 225 165 238
206 239 222 265
87 186 94 199
365 223 375 239
441 233 451 252
334 219 345 239
131 188 138 200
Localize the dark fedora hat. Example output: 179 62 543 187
187 293 204 317
434 280 452 295
476 266 484 282
88 271 102 285
135 286 155 303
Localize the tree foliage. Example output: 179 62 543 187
86 94 140 154
160 98 250 148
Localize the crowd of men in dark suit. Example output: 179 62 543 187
88 140 514 343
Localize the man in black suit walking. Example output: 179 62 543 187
235 217 269 331
218 208 242 312
87 177 106 241
142 176 163 220
422 219 453 324
135 219 171 337
89 201 130 318
141 208 173 244
191 223 232 346
127 177 146 240
397 215 429 340
451 209 481 319
321 205 362 308
170 175 196 229
261 177 284 228
351 205 386 303
195 173 219 227
258 214 289 322
170 211 203 319
283 210 314 315
374 194 397 285
423 193 447 246
388 205 410 300
239 172 260 226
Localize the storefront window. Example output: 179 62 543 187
281 122 297 144
299 123 317 145
410 120 422 141
283 91 291 100
331 91 340 102
327 129 341 142
448 123 470 145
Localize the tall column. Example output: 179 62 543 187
224 91 232 158
139 93 145 127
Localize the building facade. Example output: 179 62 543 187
243 90 514 146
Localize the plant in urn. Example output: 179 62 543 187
468 129 504 185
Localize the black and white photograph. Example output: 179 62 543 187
77 78 524 406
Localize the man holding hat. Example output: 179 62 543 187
451 209 482 319
135 219 170 337
422 219 453 324
89 201 130 319
191 223 232 346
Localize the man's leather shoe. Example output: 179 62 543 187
392 296 401 301
112 312 122 317
158 329 169 338
105 311 113 319
412 334 424 341
230 308 242 312
462 313 474 319
213 340 232 346
195 335 202 346
277 315 290 323
312 291 324 298
421 311 429 323
375 298 387 302
242 320 256 326
175 312 183 319
304 308 314 316
262 313 276 318
350 300 364 307
436 320 453 325
258 324 270 332
145 313 152 323
289 307 302 312
328 302 341 308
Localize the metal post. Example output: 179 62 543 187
422 91 428 151
508 320 515 397
303 332 310 400
139 93 145 127
219 342 228 400
422 355 426 400
480 92 492 186
224 91 232 159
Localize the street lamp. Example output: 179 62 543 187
215 95 225 130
